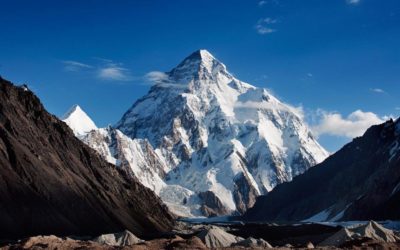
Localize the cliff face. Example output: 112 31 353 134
0 78 175 240
244 118 400 223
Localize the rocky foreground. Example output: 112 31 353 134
1 221 400 249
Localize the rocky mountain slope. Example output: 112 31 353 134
64 49 328 217
0 77 174 240
244 118 400 222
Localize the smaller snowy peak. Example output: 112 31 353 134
61 105 97 136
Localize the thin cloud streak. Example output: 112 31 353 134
370 88 385 94
62 58 133 82
258 1 267 7
62 60 93 72
346 0 360 5
255 18 278 35
144 71 188 89
98 66 130 81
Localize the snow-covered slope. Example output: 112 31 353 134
61 105 97 136
65 50 328 217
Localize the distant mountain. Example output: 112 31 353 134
244 118 400 222
65 49 328 217
0 77 174 240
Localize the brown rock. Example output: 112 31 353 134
199 191 231 217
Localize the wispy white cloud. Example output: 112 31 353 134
370 88 386 94
307 73 313 77
258 1 267 6
98 64 131 81
256 26 276 35
144 71 187 88
92 57 113 63
261 18 278 24
145 71 169 84
63 58 133 82
346 0 360 5
255 18 278 35
311 109 384 138
62 60 93 72
258 0 279 6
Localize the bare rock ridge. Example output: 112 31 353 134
65 49 329 217
0 77 175 240
244 118 400 222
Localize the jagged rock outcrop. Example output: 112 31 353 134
232 237 273 248
196 226 244 248
319 221 400 247
92 230 143 246
0 77 175 239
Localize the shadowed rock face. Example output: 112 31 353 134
0 78 175 240
198 191 231 217
233 172 259 214
244 118 400 222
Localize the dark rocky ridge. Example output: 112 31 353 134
0 77 175 240
244 118 400 222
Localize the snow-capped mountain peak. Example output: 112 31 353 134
64 50 329 217
113 50 329 216
61 105 97 136
168 49 230 83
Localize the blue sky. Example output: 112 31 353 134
0 0 399 152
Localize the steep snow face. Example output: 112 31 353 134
114 49 329 216
62 105 97 136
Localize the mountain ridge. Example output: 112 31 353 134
244 118 400 222
0 77 175 239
